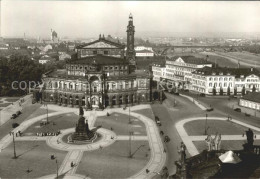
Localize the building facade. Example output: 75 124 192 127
239 92 260 111
39 14 152 109
152 56 260 96
135 46 154 57
190 67 260 95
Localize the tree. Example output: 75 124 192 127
213 86 216 96
220 88 223 96
252 85 256 92
242 86 246 96
234 87 237 96
227 86 231 96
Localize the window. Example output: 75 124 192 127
110 66 113 70
224 83 227 87
104 51 108 55
209 77 212 81
93 51 97 54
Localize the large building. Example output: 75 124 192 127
152 56 212 89
191 67 260 95
152 56 260 95
39 14 153 109
239 92 260 111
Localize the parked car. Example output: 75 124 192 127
12 123 19 128
174 92 179 96
234 108 241 112
155 116 161 126
206 107 214 112
16 111 22 116
11 114 17 119
245 113 251 117
164 136 170 142
199 93 206 97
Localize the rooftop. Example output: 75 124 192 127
70 55 129 65
171 56 211 65
193 66 260 78
76 37 125 49
242 92 260 103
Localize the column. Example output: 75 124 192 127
115 95 119 106
122 95 126 106
109 95 113 108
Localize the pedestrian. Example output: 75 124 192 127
71 162 74 167
163 148 166 153
146 169 149 173
110 127 113 131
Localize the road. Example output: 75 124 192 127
150 92 221 176
0 98 42 139
181 91 260 128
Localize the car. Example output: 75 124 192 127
245 113 251 117
155 116 161 126
12 123 19 128
164 136 170 142
234 108 241 112
206 107 214 112
199 93 206 97
11 114 17 119
174 92 179 96
16 111 22 116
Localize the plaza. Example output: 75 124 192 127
0 103 166 178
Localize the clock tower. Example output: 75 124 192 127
126 13 135 65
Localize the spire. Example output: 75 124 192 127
129 13 133 21
99 34 101 39
103 34 105 39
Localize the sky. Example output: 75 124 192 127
1 1 260 38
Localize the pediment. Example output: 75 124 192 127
82 41 119 49
176 57 185 63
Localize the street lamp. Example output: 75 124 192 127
46 103 49 124
9 132 17 159
128 106 131 124
50 155 59 178
204 114 208 135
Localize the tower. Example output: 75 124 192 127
126 13 135 64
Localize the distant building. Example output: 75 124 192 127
135 46 154 57
39 55 56 64
239 92 260 111
59 52 71 61
164 56 212 88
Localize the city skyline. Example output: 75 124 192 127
1 1 260 39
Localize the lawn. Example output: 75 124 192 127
0 103 12 108
95 112 147 136
77 140 150 179
0 141 67 178
23 112 78 135
184 120 260 136
222 52 260 65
